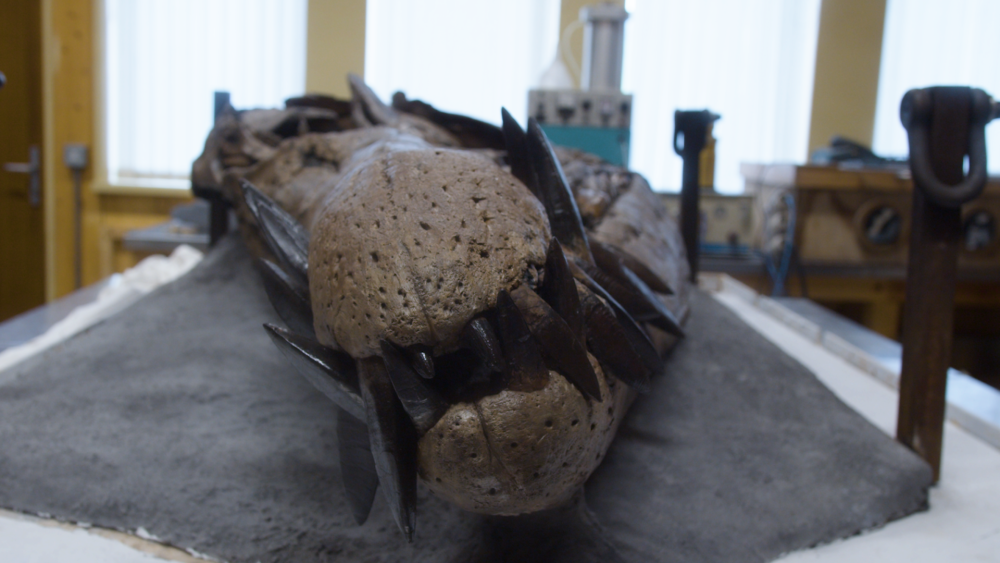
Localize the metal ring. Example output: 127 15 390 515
900 87 994 208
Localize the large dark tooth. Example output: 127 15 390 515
501 108 537 195
495 289 549 390
241 180 310 284
568 262 664 374
577 284 652 393
590 240 673 295
541 239 584 342
511 285 602 401
525 118 594 264
579 261 684 338
407 345 435 380
379 340 449 435
337 407 379 525
463 317 505 374
357 357 418 542
579 262 648 315
257 259 315 337
263 324 364 420
619 265 684 338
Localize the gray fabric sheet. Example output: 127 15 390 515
0 237 932 562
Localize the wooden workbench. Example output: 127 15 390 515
737 164 1000 388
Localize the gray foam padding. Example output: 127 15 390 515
0 237 932 562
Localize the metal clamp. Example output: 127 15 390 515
900 87 996 208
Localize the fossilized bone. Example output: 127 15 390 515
193 75 690 544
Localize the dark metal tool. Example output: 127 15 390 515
192 91 234 246
896 86 997 482
673 109 719 282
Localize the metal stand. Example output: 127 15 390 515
193 91 233 246
673 110 719 282
896 86 996 482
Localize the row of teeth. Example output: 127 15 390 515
239 109 682 541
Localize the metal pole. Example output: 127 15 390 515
896 86 995 482
207 91 232 246
73 169 82 289
63 143 89 289
679 146 700 282
673 110 719 282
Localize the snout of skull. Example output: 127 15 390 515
309 147 551 357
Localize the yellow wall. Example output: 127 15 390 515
807 0 888 155
39 0 886 300
38 0 370 300
306 0 367 98
42 0 191 301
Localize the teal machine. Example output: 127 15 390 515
528 3 632 166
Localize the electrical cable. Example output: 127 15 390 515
759 192 796 297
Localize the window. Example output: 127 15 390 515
621 0 821 193
363 0 561 127
103 0 306 188
872 0 1000 173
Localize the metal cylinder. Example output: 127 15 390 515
580 3 629 92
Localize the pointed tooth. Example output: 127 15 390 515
350 98 373 127
501 108 537 195
577 285 651 393
348 73 397 125
568 262 664 374
525 118 594 263
394 93 506 150
618 266 684 338
495 289 549 390
407 345 435 379
587 245 682 334
590 240 673 295
337 407 379 525
579 262 649 315
579 261 684 338
463 317 505 374
357 357 417 542
510 285 601 400
541 238 585 341
241 180 310 284
256 259 315 337
263 324 364 420
379 341 449 435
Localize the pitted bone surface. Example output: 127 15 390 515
417 355 633 515
309 142 551 357
243 128 415 227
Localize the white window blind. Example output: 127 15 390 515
872 0 1000 173
621 0 821 193
104 0 306 187
364 0 561 127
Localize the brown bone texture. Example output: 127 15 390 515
192 77 688 519
309 144 550 358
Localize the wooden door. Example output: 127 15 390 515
0 0 45 321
